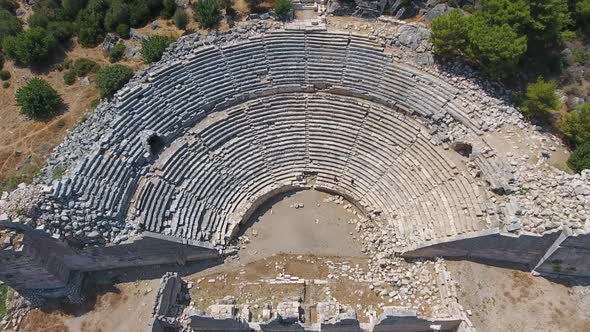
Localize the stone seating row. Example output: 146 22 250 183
52 30 484 245
130 93 486 246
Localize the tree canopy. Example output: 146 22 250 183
15 78 61 119
2 28 58 65
193 0 222 29
559 103 590 145
96 64 133 98
141 35 175 63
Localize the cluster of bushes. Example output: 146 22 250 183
0 0 182 64
63 58 99 85
193 0 222 29
430 0 590 79
273 0 292 21
96 64 133 98
559 103 590 172
516 79 589 172
141 35 175 63
16 78 61 119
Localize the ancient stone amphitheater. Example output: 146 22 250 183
1 19 589 331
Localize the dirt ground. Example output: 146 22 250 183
18 279 159 332
447 261 590 332
236 190 366 262
0 39 145 191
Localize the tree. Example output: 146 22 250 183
173 9 189 30
0 0 17 12
116 23 130 39
62 0 88 18
104 0 130 32
0 9 21 45
161 0 176 18
479 0 531 32
193 0 222 29
47 21 75 42
72 58 99 76
28 13 50 28
2 28 58 65
559 103 590 145
430 9 468 57
568 142 590 172
95 64 133 98
15 78 61 119
141 35 175 63
108 42 126 62
576 0 590 20
527 0 572 48
520 78 560 119
76 5 105 47
465 15 527 78
129 1 150 27
273 0 292 21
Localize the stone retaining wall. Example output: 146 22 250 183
401 228 590 279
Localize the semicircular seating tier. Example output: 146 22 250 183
50 29 489 247
132 93 489 247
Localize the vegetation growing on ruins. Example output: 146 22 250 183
16 78 61 119
0 284 8 321
519 79 561 120
173 9 189 30
273 0 293 21
193 0 223 29
96 64 134 98
568 142 590 172
559 103 590 145
141 35 175 64
108 42 126 63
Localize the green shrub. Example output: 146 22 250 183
62 0 88 18
2 81 9 89
15 78 61 119
2 28 58 65
465 16 528 78
108 42 126 62
193 0 222 29
95 64 133 98
577 0 590 21
129 1 150 27
559 103 590 145
62 58 72 70
141 35 175 63
161 0 176 18
173 8 189 29
0 53 4 69
76 5 106 47
0 69 10 80
72 58 99 77
0 0 17 12
0 69 9 81
28 13 50 28
51 165 65 179
568 142 590 173
430 9 468 57
573 47 589 65
116 23 130 39
273 0 292 21
47 21 75 42
104 0 130 32
520 78 560 119
55 119 66 128
0 9 22 45
63 70 76 85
